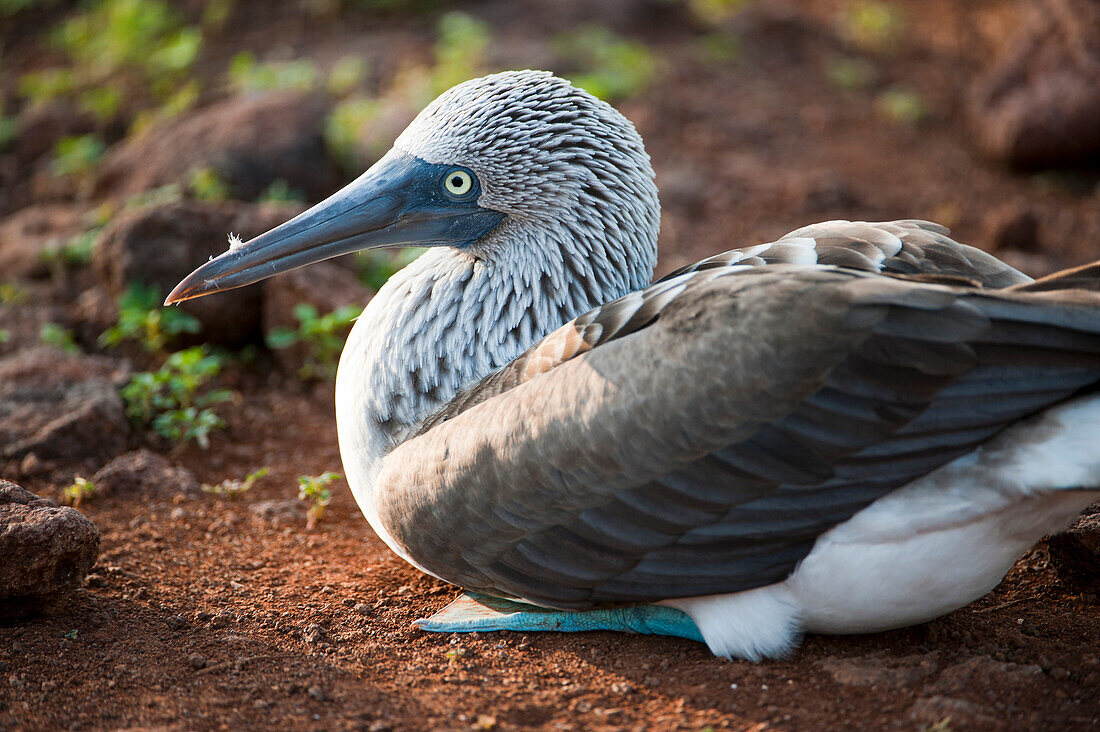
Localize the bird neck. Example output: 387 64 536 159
334 215 656 502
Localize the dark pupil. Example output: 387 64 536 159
450 176 462 187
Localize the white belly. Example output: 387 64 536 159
665 395 1100 660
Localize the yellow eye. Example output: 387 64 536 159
443 169 473 196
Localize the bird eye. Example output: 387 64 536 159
443 169 474 197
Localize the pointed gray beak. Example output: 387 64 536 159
166 152 504 304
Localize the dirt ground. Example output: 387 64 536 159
2 1 1099 730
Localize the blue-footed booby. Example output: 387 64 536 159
168 70 1100 660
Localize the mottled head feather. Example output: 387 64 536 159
395 70 658 226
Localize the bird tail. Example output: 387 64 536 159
1008 260 1100 293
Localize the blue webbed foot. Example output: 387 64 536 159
413 592 704 643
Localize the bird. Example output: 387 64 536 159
167 70 1100 661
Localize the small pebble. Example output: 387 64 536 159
187 653 206 670
167 615 186 631
353 603 372 616
307 685 327 701
85 574 105 588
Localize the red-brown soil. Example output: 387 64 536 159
2 1 1098 730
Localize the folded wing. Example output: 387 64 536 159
376 263 1100 608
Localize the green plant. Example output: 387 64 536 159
2 0 57 16
201 0 233 29
0 329 10 345
687 0 748 25
265 303 363 380
838 0 904 53
41 231 96 268
0 102 16 153
324 97 382 170
53 0 203 96
122 183 184 211
327 56 368 97
39 322 80 354
188 166 231 201
100 282 202 352
699 32 741 63
120 346 232 448
78 85 123 123
50 134 105 181
297 471 340 529
356 248 423 291
257 179 305 203
202 467 268 499
876 87 927 124
0 283 29 306
826 56 877 91
553 26 658 101
431 12 491 95
62 476 96 507
19 0 203 131
17 68 74 104
128 78 201 138
39 203 113 272
228 51 318 94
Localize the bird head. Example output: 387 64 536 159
166 70 658 305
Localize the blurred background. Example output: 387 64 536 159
2 0 1100 453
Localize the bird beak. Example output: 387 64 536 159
165 152 505 304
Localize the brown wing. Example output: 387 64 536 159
376 265 1100 608
661 220 1031 289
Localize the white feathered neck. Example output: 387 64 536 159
332 70 660 512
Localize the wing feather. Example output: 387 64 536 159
661 220 1032 288
375 264 1100 607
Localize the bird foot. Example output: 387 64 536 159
413 592 705 642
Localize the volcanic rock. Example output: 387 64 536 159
95 90 343 201
968 0 1100 168
92 199 303 346
0 347 129 470
0 203 94 279
0 480 99 619
1046 504 1100 593
90 450 200 499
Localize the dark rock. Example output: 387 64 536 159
13 100 96 168
0 283 71 358
816 652 938 688
1045 504 1100 593
983 203 1042 254
249 498 306 526
932 656 1043 695
0 204 94 279
92 199 303 346
968 0 1100 169
262 260 369 374
90 449 200 499
0 347 129 467
0 480 100 619
95 91 343 201
187 653 206 670
909 696 1000 729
